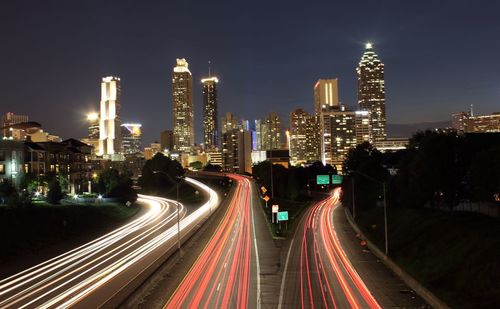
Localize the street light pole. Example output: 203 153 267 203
383 182 388 256
351 177 356 221
176 179 182 257
351 170 389 256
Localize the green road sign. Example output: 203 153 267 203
332 175 343 184
316 175 330 185
277 211 289 221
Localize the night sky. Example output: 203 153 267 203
1 0 499 145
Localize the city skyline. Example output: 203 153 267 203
1 1 499 145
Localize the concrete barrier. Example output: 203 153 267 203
343 208 450 309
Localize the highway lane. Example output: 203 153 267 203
280 188 381 309
165 174 260 309
0 177 219 308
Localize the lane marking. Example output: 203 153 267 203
277 238 294 309
249 180 261 309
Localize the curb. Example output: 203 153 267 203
343 208 450 309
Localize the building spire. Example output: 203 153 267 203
365 42 373 49
208 60 212 78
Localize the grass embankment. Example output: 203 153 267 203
357 207 500 308
259 196 312 237
0 203 139 277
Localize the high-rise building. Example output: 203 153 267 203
87 113 100 140
172 58 194 153
321 105 357 172
222 128 252 174
354 110 372 144
221 112 240 135
289 109 321 165
452 111 470 133
357 43 386 142
258 112 282 150
466 112 500 133
314 79 339 116
98 76 122 158
202 74 219 149
1 112 29 138
160 130 174 152
121 123 142 155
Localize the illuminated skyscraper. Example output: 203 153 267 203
221 112 239 134
201 74 219 149
258 112 282 150
121 123 142 155
354 110 372 143
1 112 29 138
289 109 321 165
357 43 386 142
172 58 194 153
98 76 122 158
222 128 252 174
314 79 339 116
87 112 99 140
322 105 356 172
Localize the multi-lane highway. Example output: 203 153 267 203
165 174 260 308
0 177 219 308
279 188 381 309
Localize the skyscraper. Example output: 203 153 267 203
289 108 321 165
314 79 339 116
98 76 122 158
87 112 99 140
172 58 194 153
221 112 240 135
322 105 357 172
121 123 142 155
222 128 252 174
1 112 29 138
258 112 282 150
201 74 219 149
160 129 174 152
357 43 386 142
354 110 372 144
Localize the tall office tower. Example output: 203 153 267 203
262 112 282 150
357 43 386 142
221 112 240 134
322 105 357 172
87 113 100 139
1 112 29 137
202 73 219 149
354 110 372 143
452 111 470 133
222 128 252 174
121 123 142 155
466 112 500 133
160 130 174 152
289 109 321 165
172 58 194 153
99 76 122 158
314 79 339 116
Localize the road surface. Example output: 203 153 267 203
279 188 427 308
0 177 219 308
165 174 261 308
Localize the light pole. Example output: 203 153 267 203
351 170 388 256
153 170 182 257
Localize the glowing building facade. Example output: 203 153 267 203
121 123 142 155
257 112 282 150
98 76 122 158
172 59 194 153
354 110 372 143
289 109 321 165
314 79 339 116
357 43 386 142
1 112 29 138
202 76 219 149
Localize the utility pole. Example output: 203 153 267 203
351 177 356 221
383 182 388 256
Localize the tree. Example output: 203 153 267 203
98 168 137 203
139 153 185 195
0 181 17 205
189 161 203 170
469 146 500 203
47 178 64 204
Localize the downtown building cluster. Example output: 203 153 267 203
289 43 394 172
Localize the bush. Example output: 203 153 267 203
47 179 64 204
